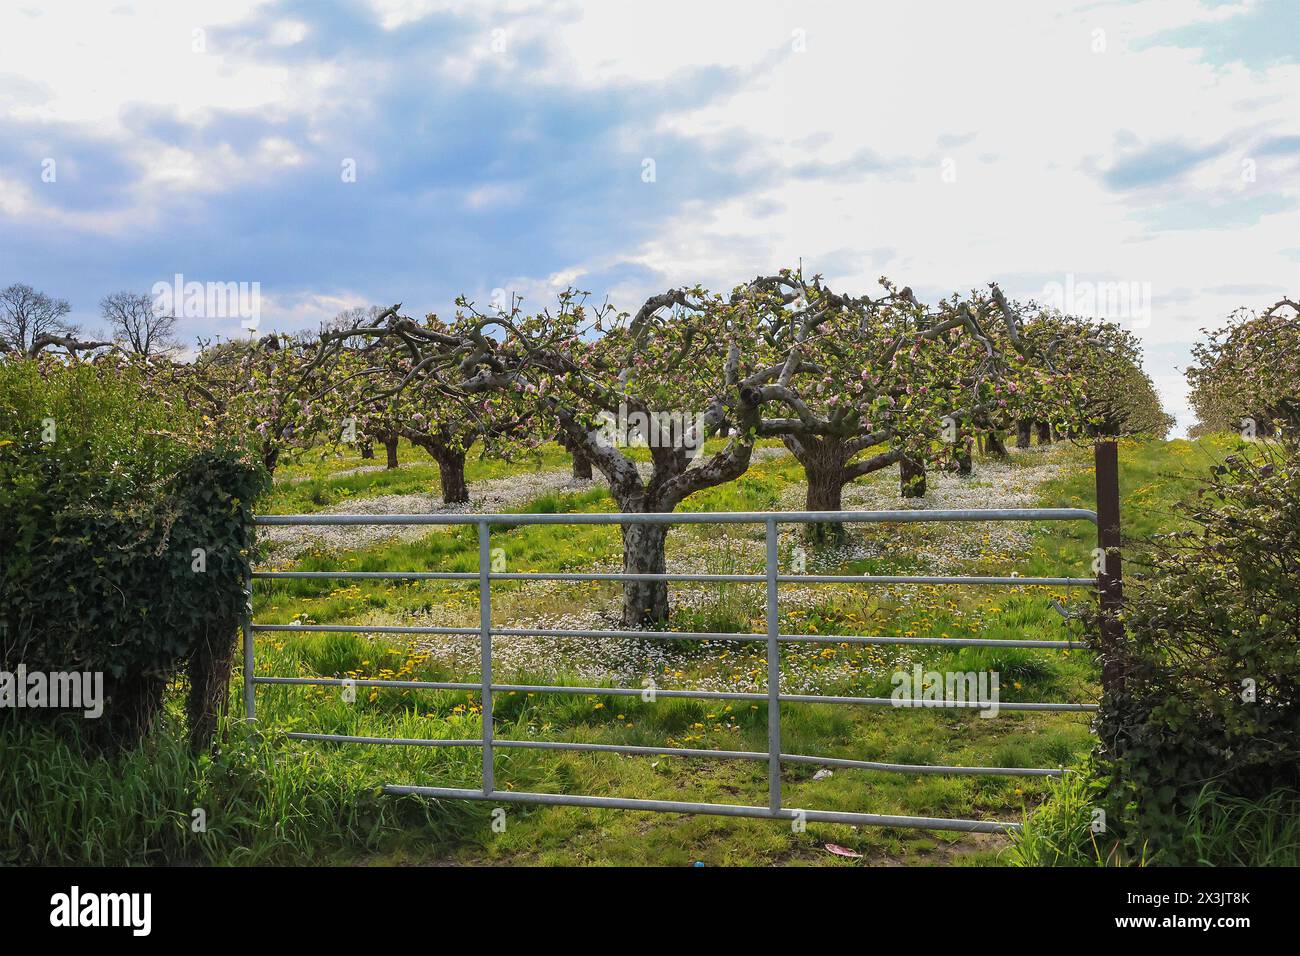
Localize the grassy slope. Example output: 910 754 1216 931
3 435 1244 866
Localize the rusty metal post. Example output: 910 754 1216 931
1094 440 1125 695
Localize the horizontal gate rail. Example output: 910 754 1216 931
255 570 1095 586
253 622 1086 649
255 507 1098 526
254 674 1095 711
380 787 1014 834
282 733 1061 776
246 507 1101 835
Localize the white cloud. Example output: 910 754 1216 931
3 0 1295 437
0 1 287 128
492 0 1300 435
464 181 525 209
0 176 33 217
268 19 308 46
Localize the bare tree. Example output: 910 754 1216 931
101 290 179 357
324 305 386 333
0 283 81 356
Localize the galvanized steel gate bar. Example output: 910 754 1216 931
244 503 1103 835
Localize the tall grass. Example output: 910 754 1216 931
1180 787 1300 866
0 712 490 865
1006 772 1130 866
1009 774 1300 867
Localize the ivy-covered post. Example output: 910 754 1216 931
1095 439 1125 695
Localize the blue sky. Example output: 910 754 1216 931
1 0 1297 431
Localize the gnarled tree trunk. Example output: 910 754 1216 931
1035 421 1052 445
784 435 850 541
360 441 375 460
784 435 907 538
1016 421 1032 449
548 384 762 628
900 457 926 498
955 446 973 476
436 447 469 504
621 523 670 625
986 429 1008 460
572 451 592 480
559 419 758 627
557 428 594 480
404 427 473 505
383 433 400 469
804 451 847 513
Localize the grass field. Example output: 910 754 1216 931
2 434 1247 866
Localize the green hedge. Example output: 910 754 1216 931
1094 441 1300 860
0 358 268 749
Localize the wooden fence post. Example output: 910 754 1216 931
1094 439 1125 695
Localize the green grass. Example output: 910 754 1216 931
0 711 495 865
1179 787 1300 866
1026 433 1248 564
265 437 789 514
4 434 1270 866
263 440 574 514
254 485 617 625
1008 776 1300 867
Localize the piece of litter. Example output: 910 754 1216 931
824 843 862 859
812 769 833 781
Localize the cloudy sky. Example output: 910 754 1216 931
2 0 1297 431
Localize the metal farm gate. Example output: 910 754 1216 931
242 443 1124 835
